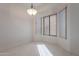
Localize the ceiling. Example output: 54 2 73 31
9 3 68 17
25 3 68 13
11 3 67 12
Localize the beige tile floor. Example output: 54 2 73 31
0 42 75 56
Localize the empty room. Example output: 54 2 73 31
0 3 79 56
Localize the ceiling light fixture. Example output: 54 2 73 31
27 4 37 16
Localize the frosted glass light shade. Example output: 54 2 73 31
27 8 37 15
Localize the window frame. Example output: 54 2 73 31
42 13 57 37
58 7 67 39
49 14 57 36
43 16 50 36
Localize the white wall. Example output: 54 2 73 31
0 4 33 51
53 4 79 55
59 4 79 55
57 5 71 52
69 4 79 55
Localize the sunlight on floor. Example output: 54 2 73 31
37 44 53 56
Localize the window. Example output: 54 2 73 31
42 14 57 36
43 16 49 35
50 15 57 36
58 7 67 39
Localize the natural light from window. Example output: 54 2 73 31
37 44 53 56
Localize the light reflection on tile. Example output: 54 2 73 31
37 44 53 56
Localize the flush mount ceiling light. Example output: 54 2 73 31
27 4 37 16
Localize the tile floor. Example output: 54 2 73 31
0 42 75 56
